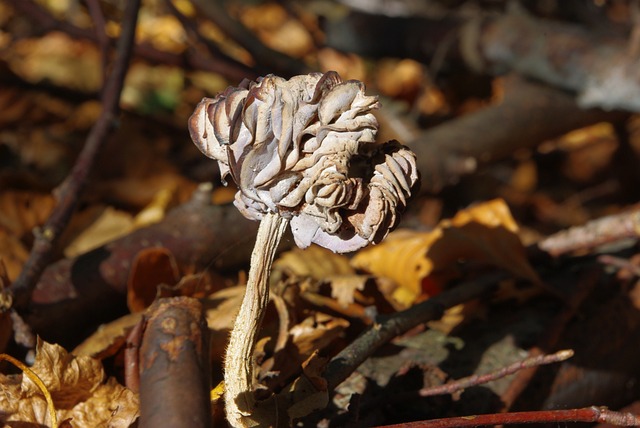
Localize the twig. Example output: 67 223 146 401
598 255 640 277
85 0 110 85
376 406 640 428
537 206 640 257
8 0 141 310
324 273 503 392
419 349 574 397
138 297 211 428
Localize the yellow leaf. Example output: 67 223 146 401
351 199 540 307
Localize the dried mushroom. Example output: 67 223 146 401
189 71 418 253
188 71 418 427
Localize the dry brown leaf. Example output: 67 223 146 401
73 313 142 359
62 377 139 428
202 286 246 358
329 275 368 307
375 58 424 101
8 33 101 91
290 313 349 357
317 48 367 82
272 245 354 284
127 247 180 313
0 234 29 281
63 206 134 258
0 191 56 238
0 340 139 427
283 351 328 421
351 199 540 306
22 340 105 408
132 186 177 228
95 172 197 209
239 3 314 57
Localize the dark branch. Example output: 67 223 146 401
8 0 142 310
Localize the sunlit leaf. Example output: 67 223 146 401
351 199 540 306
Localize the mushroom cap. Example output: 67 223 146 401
189 71 419 253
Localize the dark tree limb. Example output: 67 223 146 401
407 75 627 192
84 0 110 85
8 0 141 310
138 297 211 428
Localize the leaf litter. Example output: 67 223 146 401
2 0 640 427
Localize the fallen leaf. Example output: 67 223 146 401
132 186 178 227
272 245 354 285
202 286 246 360
239 3 314 57
329 275 368 307
351 199 540 306
0 340 139 427
22 340 105 408
73 313 143 359
127 247 180 313
284 352 328 421
0 191 56 238
289 313 349 357
63 206 134 258
8 33 101 91
0 234 29 281
63 377 139 428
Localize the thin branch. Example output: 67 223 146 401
376 407 640 428
537 206 640 257
419 349 573 397
323 273 504 392
84 0 110 85
8 0 142 310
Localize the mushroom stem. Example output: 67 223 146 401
225 212 289 427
